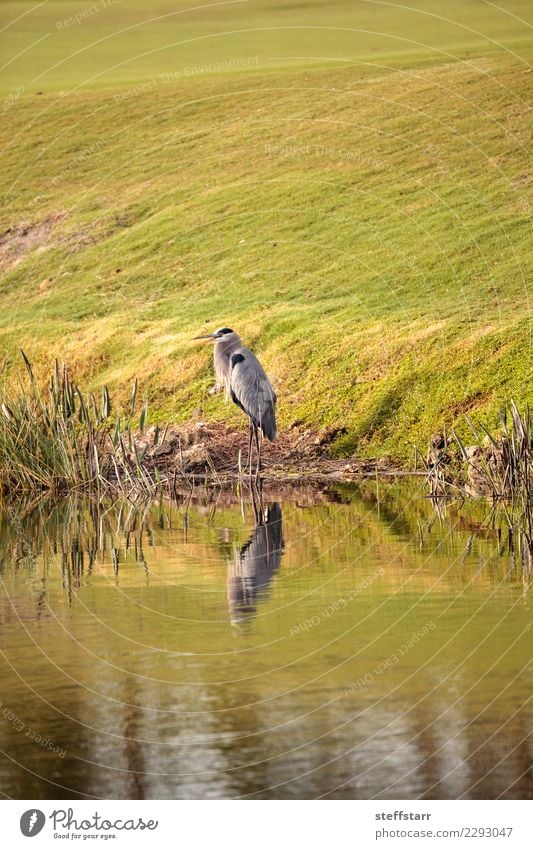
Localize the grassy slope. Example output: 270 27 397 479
0 1 531 463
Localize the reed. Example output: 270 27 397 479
416 404 532 566
0 352 155 496
453 402 532 502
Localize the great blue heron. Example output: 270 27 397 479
193 327 277 475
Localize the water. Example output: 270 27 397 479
0 481 531 799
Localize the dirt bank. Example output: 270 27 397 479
136 421 406 484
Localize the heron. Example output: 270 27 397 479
193 327 277 475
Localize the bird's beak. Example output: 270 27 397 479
192 333 217 342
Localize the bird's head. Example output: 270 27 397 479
193 327 238 344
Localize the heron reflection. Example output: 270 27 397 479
227 499 283 625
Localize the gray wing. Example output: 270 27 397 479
229 347 277 440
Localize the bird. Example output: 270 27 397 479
193 327 277 475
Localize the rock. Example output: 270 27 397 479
464 443 506 495
427 432 450 469
181 443 210 472
313 426 346 446
180 422 210 447
150 443 174 458
430 432 446 450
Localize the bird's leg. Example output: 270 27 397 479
244 420 253 473
254 426 261 479
249 424 259 479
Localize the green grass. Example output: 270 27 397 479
1 0 531 95
0 1 531 464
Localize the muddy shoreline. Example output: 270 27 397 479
138 421 412 486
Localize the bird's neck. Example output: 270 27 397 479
214 336 241 392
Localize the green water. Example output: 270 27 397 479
0 482 531 799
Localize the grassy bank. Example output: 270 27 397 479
0 1 531 464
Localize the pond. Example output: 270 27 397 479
0 480 531 799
